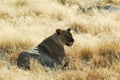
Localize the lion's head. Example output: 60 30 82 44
56 28 74 46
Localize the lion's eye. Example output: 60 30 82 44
64 34 68 37
67 32 72 36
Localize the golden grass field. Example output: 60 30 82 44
0 0 120 80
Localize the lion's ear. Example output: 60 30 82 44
67 28 71 32
56 29 62 35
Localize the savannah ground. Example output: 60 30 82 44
0 0 120 80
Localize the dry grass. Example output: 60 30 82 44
0 0 120 80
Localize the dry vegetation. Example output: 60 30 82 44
0 0 120 80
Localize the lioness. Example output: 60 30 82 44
17 28 74 70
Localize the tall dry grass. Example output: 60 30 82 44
0 0 120 80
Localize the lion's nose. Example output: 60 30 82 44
70 38 74 42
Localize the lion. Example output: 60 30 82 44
17 28 74 70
